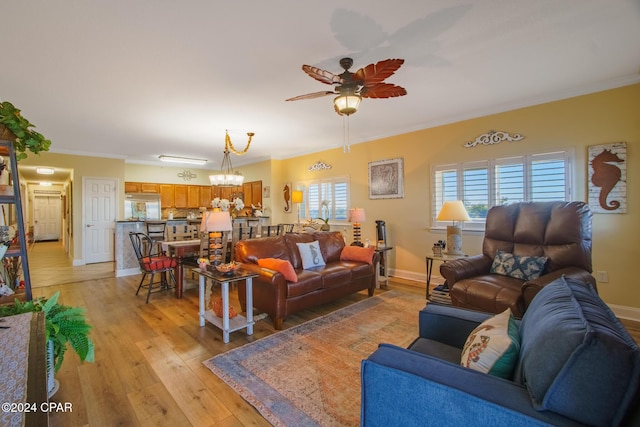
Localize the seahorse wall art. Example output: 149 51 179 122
283 183 292 213
588 142 627 214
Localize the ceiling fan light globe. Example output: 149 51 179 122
334 94 361 116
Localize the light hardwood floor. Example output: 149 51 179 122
28 241 640 426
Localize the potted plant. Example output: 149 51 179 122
317 200 331 231
0 291 95 397
0 101 52 160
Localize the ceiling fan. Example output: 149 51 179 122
286 57 407 116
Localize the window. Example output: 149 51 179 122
295 176 350 223
432 150 573 230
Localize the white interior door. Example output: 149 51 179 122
84 178 116 264
33 196 61 241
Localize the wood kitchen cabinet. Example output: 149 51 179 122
125 182 140 193
140 183 159 193
159 184 175 208
174 185 188 208
187 185 200 208
199 186 212 207
243 180 262 207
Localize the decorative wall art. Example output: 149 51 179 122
464 130 525 148
368 158 404 199
283 183 292 213
262 185 270 199
308 161 332 172
588 142 626 214
177 170 197 181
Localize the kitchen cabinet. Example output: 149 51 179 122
140 183 159 193
125 182 140 193
243 180 263 208
159 184 175 208
199 186 212 207
174 185 188 208
187 185 200 208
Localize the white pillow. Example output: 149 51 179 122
296 241 326 269
460 308 520 379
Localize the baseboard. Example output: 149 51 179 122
116 268 141 277
390 268 640 322
608 304 640 322
72 259 85 266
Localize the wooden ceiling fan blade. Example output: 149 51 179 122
286 91 336 101
355 59 405 85
360 83 407 99
302 65 344 85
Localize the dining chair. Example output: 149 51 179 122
129 232 177 303
145 221 167 254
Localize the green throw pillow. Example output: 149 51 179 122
490 250 547 281
460 308 521 379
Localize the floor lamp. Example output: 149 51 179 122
436 200 470 255
201 209 233 265
348 208 366 246
291 190 303 231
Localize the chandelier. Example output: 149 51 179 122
209 130 254 187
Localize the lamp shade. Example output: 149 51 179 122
202 210 233 232
291 190 303 204
348 208 366 223
437 201 471 222
334 94 362 116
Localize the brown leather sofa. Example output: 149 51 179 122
440 201 595 318
235 231 379 329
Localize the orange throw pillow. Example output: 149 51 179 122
340 246 375 265
257 258 298 282
210 297 238 319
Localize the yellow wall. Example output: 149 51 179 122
274 83 640 310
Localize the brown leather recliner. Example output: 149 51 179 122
440 201 595 318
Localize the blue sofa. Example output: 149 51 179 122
361 277 640 426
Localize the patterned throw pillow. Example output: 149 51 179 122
460 308 521 379
490 250 548 281
296 241 326 269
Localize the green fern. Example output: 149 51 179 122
0 291 94 372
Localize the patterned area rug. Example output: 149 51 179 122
203 291 426 426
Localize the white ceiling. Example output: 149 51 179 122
2 0 639 184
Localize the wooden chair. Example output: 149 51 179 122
129 232 176 303
145 221 167 254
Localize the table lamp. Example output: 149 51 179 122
348 208 366 246
291 190 303 231
436 200 470 255
202 209 233 265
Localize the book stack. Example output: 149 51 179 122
429 284 452 305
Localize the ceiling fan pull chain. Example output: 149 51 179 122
225 130 254 156
343 116 351 153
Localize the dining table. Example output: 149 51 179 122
161 239 202 298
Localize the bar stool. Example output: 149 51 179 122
145 221 166 254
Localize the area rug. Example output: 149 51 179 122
203 291 425 426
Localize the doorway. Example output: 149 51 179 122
33 195 62 241
83 177 116 264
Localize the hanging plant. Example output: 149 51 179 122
0 101 52 160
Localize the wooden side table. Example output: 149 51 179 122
198 267 258 343
425 254 468 299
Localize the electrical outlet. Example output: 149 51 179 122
596 271 609 283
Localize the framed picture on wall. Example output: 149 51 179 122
368 158 404 199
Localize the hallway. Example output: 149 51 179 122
28 240 114 288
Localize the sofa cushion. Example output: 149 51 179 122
460 309 520 379
284 233 315 269
257 258 297 282
490 250 547 281
296 241 326 269
340 246 375 264
318 264 352 289
313 231 345 263
287 271 322 298
517 276 640 427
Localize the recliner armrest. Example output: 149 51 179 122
419 303 492 348
439 254 493 286
361 344 581 427
522 267 597 308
